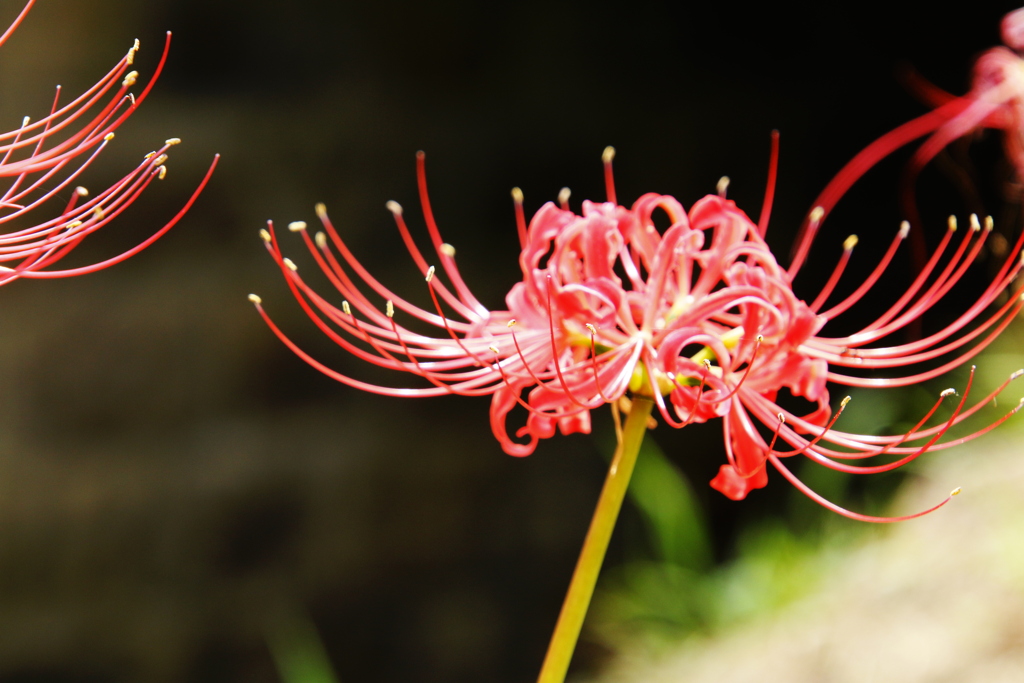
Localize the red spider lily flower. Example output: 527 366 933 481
252 148 1022 523
0 1 218 285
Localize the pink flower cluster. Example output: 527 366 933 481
252 9 1024 522
0 1 217 285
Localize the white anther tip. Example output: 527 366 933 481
809 206 824 223
970 213 981 231
247 293 262 305
165 137 181 146
940 388 957 397
1011 369 1024 380
315 202 327 219
558 187 571 205
716 176 730 197
283 258 298 271
602 146 616 163
386 200 403 215
386 300 395 318
777 413 786 423
985 215 994 231
585 323 597 334
288 221 307 232
511 187 524 203
75 186 89 197
440 243 456 257
122 70 138 87
341 300 351 315
898 220 910 238
950 487 962 497
425 265 435 283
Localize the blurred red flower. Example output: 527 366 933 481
0 0 217 285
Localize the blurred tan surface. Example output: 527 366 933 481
589 432 1024 683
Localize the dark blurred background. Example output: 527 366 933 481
0 1 1020 682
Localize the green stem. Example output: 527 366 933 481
536 396 655 683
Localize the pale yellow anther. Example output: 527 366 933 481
152 154 168 166
840 395 852 408
104 132 115 142
283 258 298 271
315 231 327 249
128 93 136 106
440 243 456 257
702 359 712 370
843 234 859 250
511 187 523 204
386 300 395 318
756 334 764 343
1012 369 1024 380
288 221 307 232
558 187 571 206
947 215 957 231
93 207 104 220
386 200 403 215
144 151 155 159
985 215 994 231
259 229 272 243
898 220 910 238
126 39 140 65
342 300 351 316
75 186 89 197
164 138 181 146
950 487 962 497
602 146 616 163
777 413 786 423
489 345 500 354
716 176 730 197
20 116 29 128
809 206 825 224
425 265 435 283
157 165 167 180
970 213 981 231
940 388 957 397
507 319 517 328
122 70 138 88
66 220 82 229
315 202 327 219
247 293 262 305
585 323 597 335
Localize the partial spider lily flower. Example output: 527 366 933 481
0 0 218 285
251 124 1024 523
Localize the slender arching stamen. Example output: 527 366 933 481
810 235 857 312
738 413 786 480
602 146 616 204
486 346 593 422
820 221 909 319
757 129 779 237
770 453 958 523
766 395 852 458
512 187 527 249
63 185 89 216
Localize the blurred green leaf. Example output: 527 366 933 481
267 611 340 683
